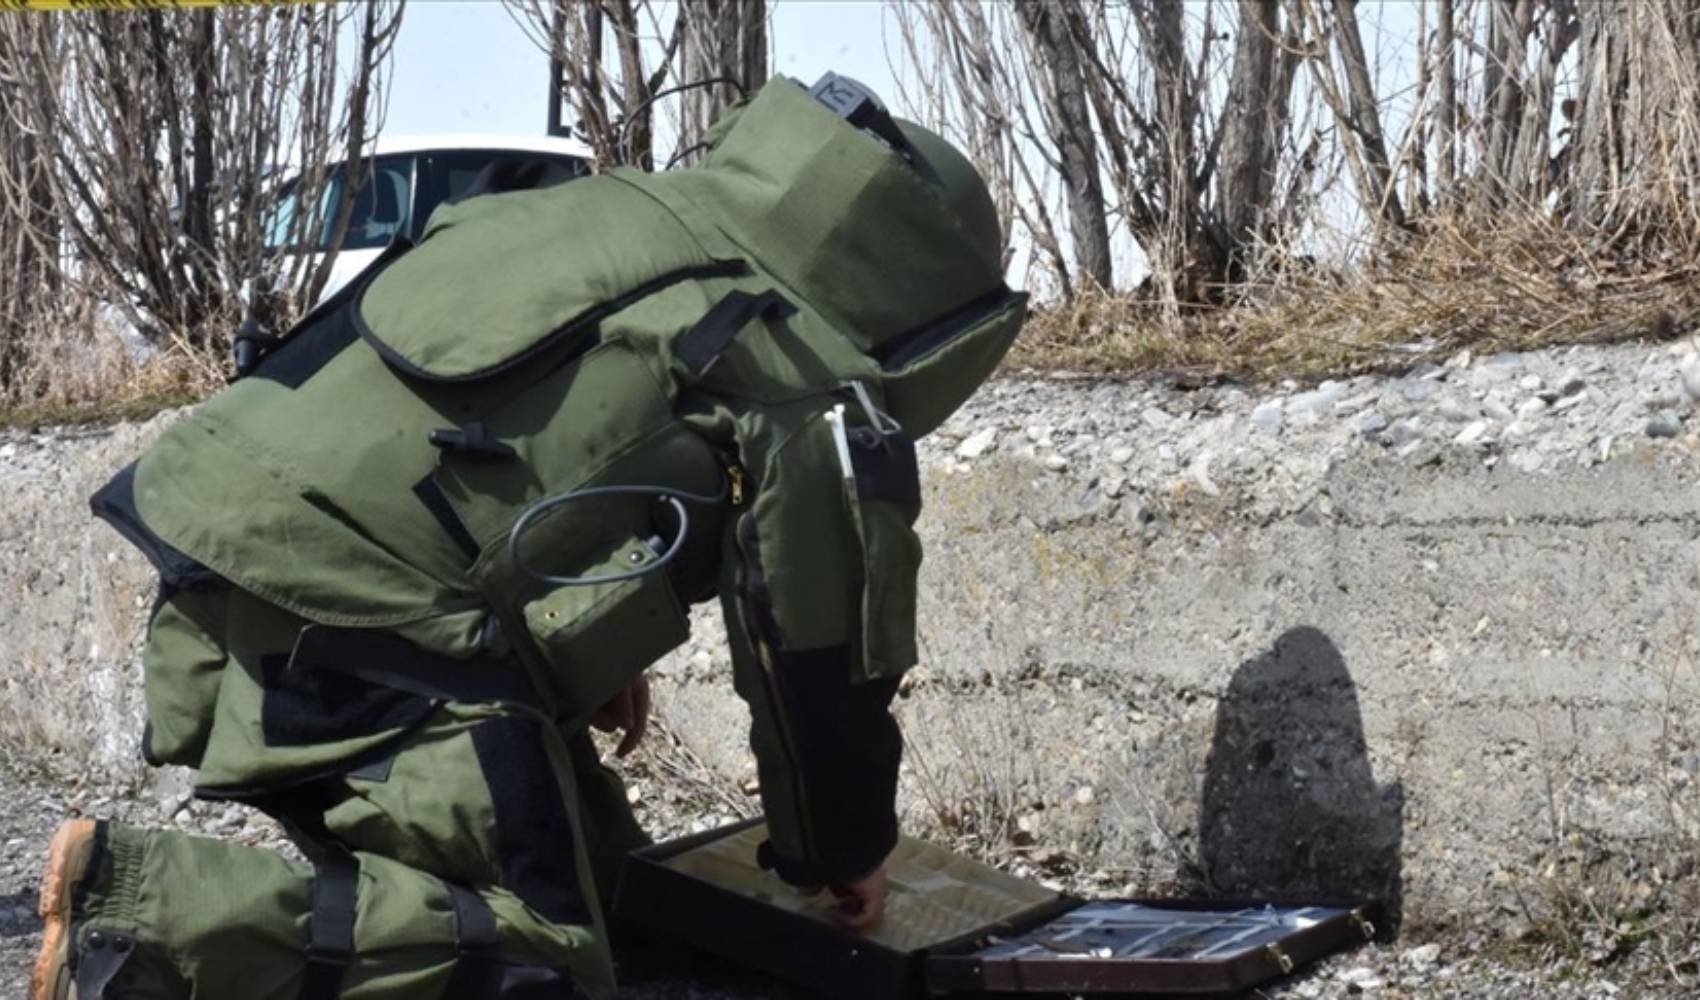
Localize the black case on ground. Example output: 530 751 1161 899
613 819 1379 997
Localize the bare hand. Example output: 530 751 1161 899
817 866 888 932
589 675 650 757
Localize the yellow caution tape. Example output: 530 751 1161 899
2 0 316 9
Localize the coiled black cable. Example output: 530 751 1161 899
507 480 727 587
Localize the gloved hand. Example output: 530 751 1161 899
803 865 889 931
589 675 651 757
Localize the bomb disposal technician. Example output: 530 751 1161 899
31 75 1025 1000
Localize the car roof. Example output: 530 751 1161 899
369 132 594 160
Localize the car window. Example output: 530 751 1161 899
264 155 415 253
409 150 588 229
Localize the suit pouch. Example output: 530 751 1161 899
521 535 691 723
840 424 924 682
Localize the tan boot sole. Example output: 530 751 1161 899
30 818 97 1000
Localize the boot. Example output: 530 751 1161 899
30 819 98 1000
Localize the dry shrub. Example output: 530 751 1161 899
1013 213 1700 382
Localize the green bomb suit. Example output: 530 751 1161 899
65 79 1025 999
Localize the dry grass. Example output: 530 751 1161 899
4 215 1699 429
1 308 222 431
1012 214 1700 382
1508 643 1700 985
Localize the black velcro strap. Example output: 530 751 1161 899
412 475 483 560
443 880 504 996
260 652 435 748
847 427 922 506
471 716 594 926
300 850 359 1000
289 625 543 710
675 289 796 375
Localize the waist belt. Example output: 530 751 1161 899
288 624 545 712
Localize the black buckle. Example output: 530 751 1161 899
76 929 137 998
427 421 516 461
232 316 278 379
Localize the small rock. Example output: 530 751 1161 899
1515 397 1549 419
1189 452 1221 497
1551 391 1587 413
1483 398 1515 422
1043 453 1069 473
1103 475 1126 499
1509 450 1544 474
1403 942 1443 968
1251 401 1284 433
1438 397 1478 422
1446 348 1473 368
1682 356 1700 402
1025 424 1052 444
1454 420 1491 447
1337 966 1381 986
1141 407 1173 430
0 443 15 461
1647 411 1683 438
1399 378 1441 402
1336 391 1377 413
1288 385 1340 416
1556 368 1586 396
1400 441 1442 466
1108 446 1135 465
1378 418 1425 448
1074 785 1096 806
1518 374 1545 392
1356 411 1390 436
956 427 999 460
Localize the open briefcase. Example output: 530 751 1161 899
613 818 1379 997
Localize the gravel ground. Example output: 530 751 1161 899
7 335 1700 996
0 747 1677 999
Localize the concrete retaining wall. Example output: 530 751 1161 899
4 391 1697 935
654 436 1700 933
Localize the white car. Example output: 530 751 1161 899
265 133 594 304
